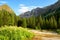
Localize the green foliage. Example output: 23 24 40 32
0 35 9 40
58 18 60 28
49 16 57 29
22 15 58 30
45 18 49 29
0 5 59 31
35 23 41 30
0 10 17 26
0 26 34 40
22 18 27 28
26 16 36 29
56 29 60 34
39 16 44 27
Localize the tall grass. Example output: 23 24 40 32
0 26 34 40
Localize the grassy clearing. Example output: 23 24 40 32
0 26 34 40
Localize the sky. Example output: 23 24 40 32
0 0 58 15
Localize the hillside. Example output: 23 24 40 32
0 4 14 13
0 4 17 26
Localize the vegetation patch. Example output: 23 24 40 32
56 29 60 34
0 26 34 40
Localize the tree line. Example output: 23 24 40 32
18 15 60 30
0 9 60 30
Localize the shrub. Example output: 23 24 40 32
0 26 34 40
56 29 60 34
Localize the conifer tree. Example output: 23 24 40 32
45 18 49 29
58 18 60 28
22 18 27 28
39 16 43 28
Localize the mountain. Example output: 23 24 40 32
20 7 46 18
0 4 14 13
44 0 60 18
20 11 31 18
20 0 60 18
45 0 60 13
30 7 46 16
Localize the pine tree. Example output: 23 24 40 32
28 16 34 28
49 17 54 29
22 18 27 28
45 18 49 29
39 16 44 28
53 18 57 29
2 10 8 25
0 11 3 26
58 18 60 28
32 16 36 29
49 16 57 29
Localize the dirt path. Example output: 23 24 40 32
29 30 60 40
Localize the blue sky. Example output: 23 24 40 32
0 0 58 15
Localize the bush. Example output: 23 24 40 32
56 29 60 34
0 26 34 40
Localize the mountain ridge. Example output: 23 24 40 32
20 0 60 18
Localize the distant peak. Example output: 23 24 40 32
58 0 60 1
58 0 60 2
36 7 41 9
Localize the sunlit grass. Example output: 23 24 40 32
0 26 34 40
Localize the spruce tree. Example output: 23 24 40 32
22 18 27 28
58 18 60 28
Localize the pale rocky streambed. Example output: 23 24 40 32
29 30 60 40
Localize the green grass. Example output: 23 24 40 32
0 26 34 40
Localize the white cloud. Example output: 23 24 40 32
18 4 29 13
18 4 42 14
19 4 25 7
0 1 7 4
